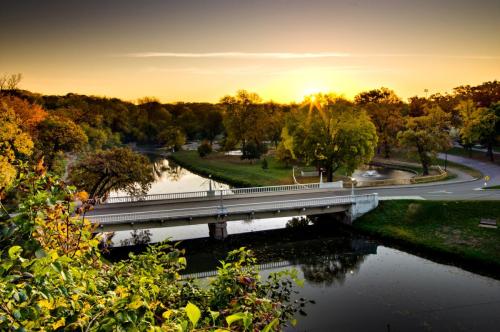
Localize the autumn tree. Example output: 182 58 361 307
288 94 378 182
354 87 404 158
0 102 33 193
456 99 481 155
0 95 47 136
37 115 88 168
398 105 452 175
68 147 154 198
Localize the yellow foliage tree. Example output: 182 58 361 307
0 102 33 193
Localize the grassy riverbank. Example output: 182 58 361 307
354 200 500 268
170 151 297 187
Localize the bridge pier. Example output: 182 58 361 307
208 222 228 240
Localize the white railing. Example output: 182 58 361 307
88 194 377 225
181 260 293 279
105 182 339 204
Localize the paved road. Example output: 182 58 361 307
89 155 500 218
356 154 500 200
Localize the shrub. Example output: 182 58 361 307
0 165 305 331
197 141 213 157
261 158 269 169
242 141 267 160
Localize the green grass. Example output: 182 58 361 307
484 185 500 190
354 200 500 267
170 151 297 187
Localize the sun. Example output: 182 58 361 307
302 87 325 100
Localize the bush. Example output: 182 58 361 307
242 141 267 160
0 165 305 331
197 141 212 157
261 158 269 169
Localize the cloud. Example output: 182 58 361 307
142 65 367 76
125 52 351 59
124 51 500 61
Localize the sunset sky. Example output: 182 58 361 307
1 0 499 103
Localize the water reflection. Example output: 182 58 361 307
179 227 376 286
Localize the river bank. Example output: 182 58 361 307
170 150 297 187
353 200 500 271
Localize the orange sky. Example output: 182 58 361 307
1 0 499 103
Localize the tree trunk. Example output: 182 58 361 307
416 143 430 175
487 142 494 162
383 140 391 159
326 164 333 182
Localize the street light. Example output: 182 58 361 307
350 177 356 197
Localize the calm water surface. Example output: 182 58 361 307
112 156 500 331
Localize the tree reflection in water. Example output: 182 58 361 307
147 154 186 181
284 238 375 286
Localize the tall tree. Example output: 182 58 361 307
37 116 88 168
398 106 452 175
220 90 267 156
289 94 378 181
456 99 481 156
354 88 404 158
68 147 154 198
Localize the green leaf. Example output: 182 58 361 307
178 257 186 265
185 302 201 328
262 318 279 332
226 312 246 327
209 310 220 324
8 246 22 259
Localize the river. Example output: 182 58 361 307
111 156 500 331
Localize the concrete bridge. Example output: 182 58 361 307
87 182 379 239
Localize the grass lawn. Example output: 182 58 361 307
484 185 500 190
170 151 299 187
354 200 500 267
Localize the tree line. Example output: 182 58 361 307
1 72 499 199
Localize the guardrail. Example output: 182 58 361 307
181 260 293 279
105 182 337 204
89 194 377 225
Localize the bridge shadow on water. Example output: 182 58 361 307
106 223 379 286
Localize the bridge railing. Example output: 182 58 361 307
89 194 377 225
105 182 338 204
181 260 293 279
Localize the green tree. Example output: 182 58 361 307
354 88 404 158
398 105 452 175
220 90 267 153
290 94 378 182
37 115 88 168
157 126 186 150
68 147 154 198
